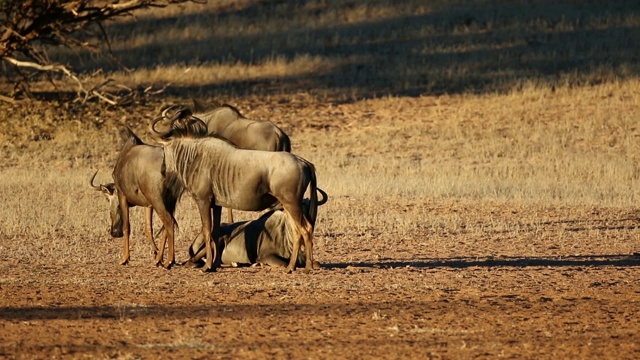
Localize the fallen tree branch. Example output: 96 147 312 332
3 56 85 92
0 94 18 104
0 0 206 105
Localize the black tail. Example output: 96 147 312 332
306 161 318 228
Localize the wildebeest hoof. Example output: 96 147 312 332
201 264 218 272
183 259 205 268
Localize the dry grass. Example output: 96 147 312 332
2 79 640 266
1 0 639 267
12 0 637 99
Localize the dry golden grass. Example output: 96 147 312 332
1 0 639 263
2 79 640 266
12 0 635 99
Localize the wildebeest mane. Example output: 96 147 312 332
114 127 145 176
163 136 236 187
191 97 223 113
195 102 244 118
218 103 244 117
160 110 209 140
162 170 184 227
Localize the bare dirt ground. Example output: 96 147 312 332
1 95 639 359
1 202 639 359
0 195 640 359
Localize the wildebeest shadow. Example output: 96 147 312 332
322 254 640 270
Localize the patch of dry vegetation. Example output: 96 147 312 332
10 0 638 99
2 78 640 267
0 0 639 267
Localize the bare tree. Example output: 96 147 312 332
0 0 203 104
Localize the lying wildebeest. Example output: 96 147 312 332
191 99 292 223
186 188 328 268
149 109 318 273
90 128 181 268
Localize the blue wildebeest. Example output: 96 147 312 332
149 110 319 273
191 98 291 152
186 188 328 268
90 128 181 268
191 99 291 223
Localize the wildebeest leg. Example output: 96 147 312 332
144 207 158 256
283 207 302 273
195 198 217 272
258 255 288 268
300 216 315 271
226 208 234 224
185 233 206 266
284 207 315 273
161 218 176 269
150 199 176 269
118 193 131 265
154 230 167 266
211 205 223 269
188 232 203 259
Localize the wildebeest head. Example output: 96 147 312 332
89 170 124 238
149 105 208 142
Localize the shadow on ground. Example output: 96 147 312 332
38 0 640 100
324 254 640 269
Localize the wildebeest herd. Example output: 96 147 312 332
90 99 326 273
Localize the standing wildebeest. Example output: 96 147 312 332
191 99 291 223
191 98 291 152
149 110 318 273
187 188 328 268
90 129 181 268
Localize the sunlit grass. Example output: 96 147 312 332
1 0 639 266
22 0 637 99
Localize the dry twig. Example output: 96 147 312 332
0 0 204 104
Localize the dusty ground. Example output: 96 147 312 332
1 200 639 359
1 93 640 359
2 0 640 357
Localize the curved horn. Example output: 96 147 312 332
161 105 180 118
149 115 165 136
89 170 101 190
316 188 328 206
173 108 193 122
